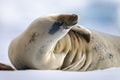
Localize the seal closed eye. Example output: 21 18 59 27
48 21 64 34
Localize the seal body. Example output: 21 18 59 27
8 14 120 71
88 30 120 70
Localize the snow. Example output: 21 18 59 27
0 68 120 80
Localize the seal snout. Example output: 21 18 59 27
71 14 78 21
64 14 78 26
68 14 78 25
57 14 78 29
70 14 78 25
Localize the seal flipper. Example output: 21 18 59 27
0 63 14 70
71 25 91 43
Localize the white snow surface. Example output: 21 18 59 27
0 68 120 80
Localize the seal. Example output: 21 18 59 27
8 14 120 71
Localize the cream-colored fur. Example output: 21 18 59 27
8 14 120 71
